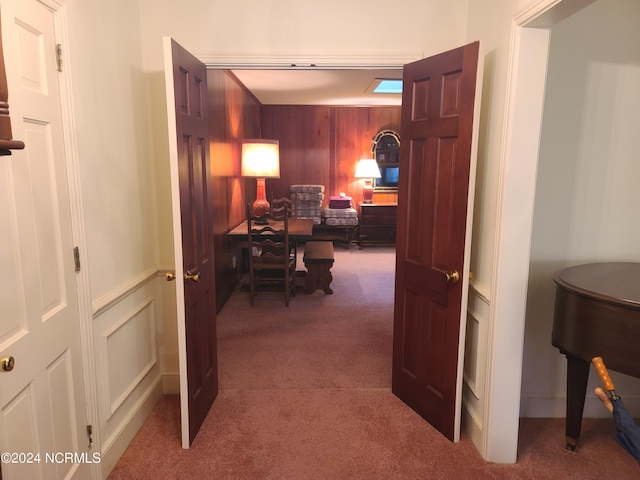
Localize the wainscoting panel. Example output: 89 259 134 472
92 278 163 471
99 298 157 419
463 279 490 447
464 312 481 398
465 280 490 399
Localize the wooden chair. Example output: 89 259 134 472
270 197 297 269
270 196 293 217
246 204 296 306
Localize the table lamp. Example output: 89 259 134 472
354 158 381 203
241 139 280 218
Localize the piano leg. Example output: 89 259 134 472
564 354 590 451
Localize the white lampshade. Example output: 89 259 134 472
241 139 280 178
354 158 381 179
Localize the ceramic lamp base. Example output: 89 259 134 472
362 180 373 203
251 177 270 222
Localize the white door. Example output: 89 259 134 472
0 1 90 479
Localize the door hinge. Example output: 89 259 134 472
55 43 63 72
86 424 93 448
73 246 81 272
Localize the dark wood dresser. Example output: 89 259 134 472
358 203 397 246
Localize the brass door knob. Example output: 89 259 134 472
184 271 200 282
443 270 460 284
1 356 15 372
166 272 176 281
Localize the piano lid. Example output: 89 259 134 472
554 262 640 309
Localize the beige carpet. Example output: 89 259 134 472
108 245 639 479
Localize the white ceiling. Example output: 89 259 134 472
230 69 403 106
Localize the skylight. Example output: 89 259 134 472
371 79 403 94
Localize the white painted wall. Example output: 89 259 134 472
463 0 544 460
63 0 164 475
462 0 516 453
462 0 605 463
522 0 640 418
138 0 468 71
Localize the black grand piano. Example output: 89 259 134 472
552 262 640 451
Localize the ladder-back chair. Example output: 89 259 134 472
246 204 296 306
271 197 297 269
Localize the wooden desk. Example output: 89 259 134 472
228 218 314 241
552 262 640 451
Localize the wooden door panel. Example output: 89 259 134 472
404 137 461 285
395 287 455 434
182 131 216 433
397 286 424 380
411 79 430 120
179 136 196 268
187 287 216 403
442 72 463 115
393 41 479 441
432 138 457 265
165 38 218 447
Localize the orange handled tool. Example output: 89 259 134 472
592 356 621 401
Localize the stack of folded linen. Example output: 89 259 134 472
323 206 359 226
290 185 324 224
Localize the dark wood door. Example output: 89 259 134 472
393 42 480 441
165 38 218 446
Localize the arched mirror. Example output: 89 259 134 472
371 129 400 191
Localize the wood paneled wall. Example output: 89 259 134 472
262 106 400 211
206 71 401 309
261 106 333 201
207 70 261 310
334 107 400 207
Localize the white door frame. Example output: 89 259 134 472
482 0 596 463
41 0 101 477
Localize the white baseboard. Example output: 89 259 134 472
520 393 640 418
462 400 483 454
162 373 180 394
100 376 164 478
